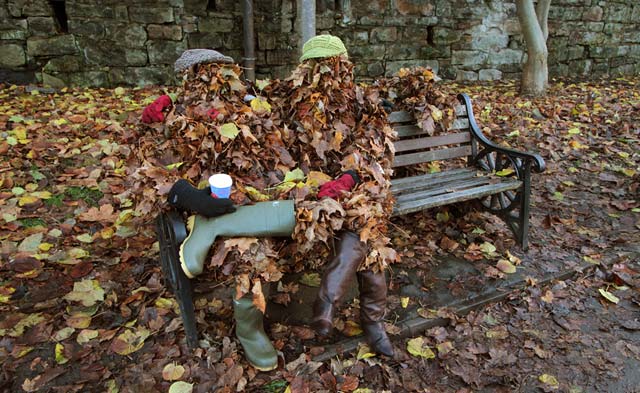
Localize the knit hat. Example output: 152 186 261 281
300 34 348 62
174 49 234 73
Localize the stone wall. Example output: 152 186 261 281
0 0 638 87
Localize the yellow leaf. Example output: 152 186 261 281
111 328 151 355
401 297 409 308
617 151 629 158
306 171 332 188
55 343 69 364
245 186 270 202
299 273 321 287
567 127 581 135
18 195 40 206
496 259 516 274
506 250 521 265
76 233 94 243
356 343 376 360
162 362 186 381
598 288 619 304
406 337 435 359
495 168 515 177
479 242 497 255
250 97 272 113
166 162 183 170
168 381 193 393
66 314 92 329
538 374 559 388
64 279 105 307
283 168 305 183
620 168 635 177
30 191 51 199
569 140 588 149
38 242 54 251
77 329 99 344
52 327 75 341
155 297 176 309
219 123 240 139
436 341 454 355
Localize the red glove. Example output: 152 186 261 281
317 171 359 199
141 95 172 124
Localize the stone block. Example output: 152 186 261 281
367 61 384 77
603 23 625 34
358 16 385 26
388 45 419 60
106 24 148 48
183 0 208 16
610 56 632 68
266 49 297 65
148 24 183 41
419 44 450 59
610 64 634 76
386 59 439 76
317 15 335 30
371 27 397 43
583 6 603 22
0 44 25 67
566 45 585 61
568 59 592 75
471 28 509 52
42 72 67 88
604 3 630 23
549 6 581 21
129 7 174 24
199 17 235 33
487 49 522 66
148 40 187 64
27 17 57 36
67 71 109 88
351 0 387 14
395 0 435 16
43 55 84 73
451 50 487 67
109 66 176 86
22 2 50 17
432 27 460 45
478 68 502 81
382 16 411 27
187 32 224 49
503 18 520 35
403 26 428 43
435 0 451 17
68 20 105 38
257 32 276 50
456 70 478 81
549 64 569 77
348 44 386 60
414 16 438 26
354 31 369 45
67 4 116 19
27 35 77 56
623 31 640 43
0 29 26 40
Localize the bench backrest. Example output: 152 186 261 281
390 100 472 169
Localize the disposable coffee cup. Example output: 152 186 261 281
209 174 232 198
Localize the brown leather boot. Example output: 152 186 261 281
357 269 395 357
311 231 366 337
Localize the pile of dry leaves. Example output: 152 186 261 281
127 61 453 300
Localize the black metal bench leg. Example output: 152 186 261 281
518 164 532 251
156 211 199 348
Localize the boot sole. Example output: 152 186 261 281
156 211 199 348
178 215 197 278
251 363 278 372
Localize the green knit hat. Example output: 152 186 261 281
300 34 348 62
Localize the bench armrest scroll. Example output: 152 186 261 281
457 93 546 174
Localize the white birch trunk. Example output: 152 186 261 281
516 0 551 96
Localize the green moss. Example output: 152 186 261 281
64 186 104 207
19 217 46 227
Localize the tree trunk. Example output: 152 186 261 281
516 0 550 97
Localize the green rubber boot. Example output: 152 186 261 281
234 296 278 371
179 200 296 278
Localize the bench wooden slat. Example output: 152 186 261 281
391 167 475 188
393 145 472 167
449 118 469 131
394 132 471 152
391 168 479 194
391 180 522 216
388 105 467 125
394 176 500 203
388 111 413 123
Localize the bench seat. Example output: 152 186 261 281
391 168 522 216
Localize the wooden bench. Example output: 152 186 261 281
156 92 546 349
389 93 545 250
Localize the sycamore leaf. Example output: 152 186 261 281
55 343 69 364
479 242 497 256
64 279 105 307
495 168 515 177
598 288 619 304
110 327 151 355
169 381 193 393
406 337 435 359
250 97 272 113
77 329 99 344
496 259 516 274
401 297 409 308
356 343 376 359
283 168 305 183
245 186 270 201
255 79 270 90
299 272 321 287
162 363 186 381
538 374 559 388
219 123 240 139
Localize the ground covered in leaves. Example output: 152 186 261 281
0 76 639 393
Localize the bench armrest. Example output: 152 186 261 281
458 93 546 174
